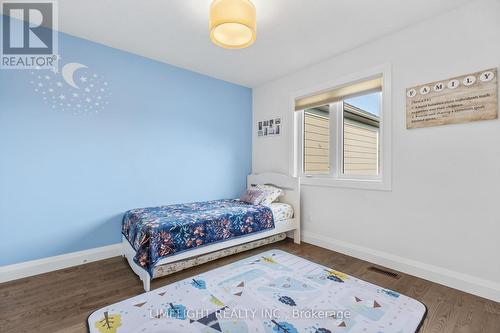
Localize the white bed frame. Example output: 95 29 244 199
122 172 300 291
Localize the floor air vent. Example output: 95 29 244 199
367 266 400 279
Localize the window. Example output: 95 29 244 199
294 68 391 190
343 93 380 176
303 106 330 174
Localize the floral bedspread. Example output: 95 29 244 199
122 199 275 276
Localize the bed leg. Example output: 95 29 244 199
142 276 151 292
293 229 301 244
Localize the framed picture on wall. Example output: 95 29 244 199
258 117 281 137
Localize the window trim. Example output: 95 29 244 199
291 64 392 191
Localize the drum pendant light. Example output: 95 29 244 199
209 0 256 49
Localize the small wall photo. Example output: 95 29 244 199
258 117 281 137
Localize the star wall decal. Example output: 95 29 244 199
30 61 111 116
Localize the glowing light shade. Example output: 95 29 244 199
209 0 256 49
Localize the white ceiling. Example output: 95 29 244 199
52 0 472 87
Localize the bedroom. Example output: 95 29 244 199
0 0 499 332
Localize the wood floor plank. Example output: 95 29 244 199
0 239 498 333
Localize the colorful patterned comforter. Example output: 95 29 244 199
122 199 275 276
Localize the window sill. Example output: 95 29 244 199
300 176 391 191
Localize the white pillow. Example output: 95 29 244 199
255 184 284 205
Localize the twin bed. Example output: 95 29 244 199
96 173 426 333
122 173 300 291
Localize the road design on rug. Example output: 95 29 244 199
88 249 426 332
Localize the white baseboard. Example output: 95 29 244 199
302 230 500 303
3 235 499 303
0 243 123 283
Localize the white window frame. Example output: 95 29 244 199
292 64 392 191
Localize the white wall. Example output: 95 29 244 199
253 0 500 301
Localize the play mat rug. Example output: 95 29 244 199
88 249 426 333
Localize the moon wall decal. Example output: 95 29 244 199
61 62 88 89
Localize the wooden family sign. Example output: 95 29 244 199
406 68 498 129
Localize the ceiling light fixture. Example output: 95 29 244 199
209 0 256 49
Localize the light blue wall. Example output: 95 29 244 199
0 26 252 265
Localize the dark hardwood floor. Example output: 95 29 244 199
1 239 499 332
